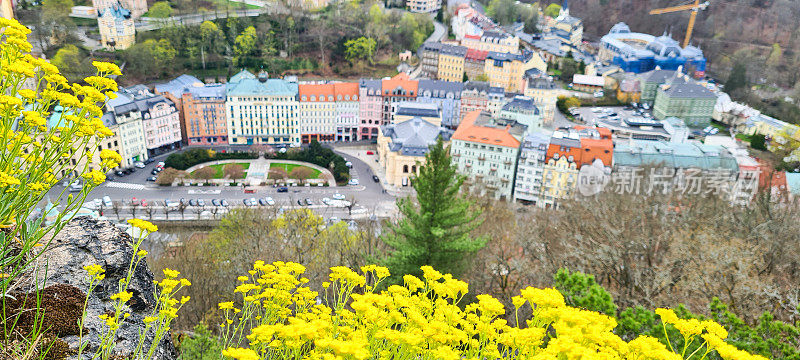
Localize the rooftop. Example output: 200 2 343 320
395 101 441 118
226 70 298 97
418 80 464 99
453 111 524 148
502 96 539 114
659 79 716 99
382 117 453 157
613 140 739 171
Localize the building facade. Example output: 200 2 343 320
381 73 419 124
461 31 520 54
513 131 550 205
103 98 148 168
225 70 301 146
419 42 442 79
500 96 542 134
464 49 488 81
417 80 464 128
406 0 440 13
117 85 182 156
450 111 525 199
484 50 546 93
540 156 578 209
333 82 359 142
437 44 468 82
97 5 135 50
299 83 337 143
181 84 227 145
524 74 558 124
358 79 383 140
652 79 717 128
377 117 452 187
393 102 442 127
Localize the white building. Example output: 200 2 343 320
225 70 301 146
513 131 551 204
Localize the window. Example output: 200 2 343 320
403 165 409 173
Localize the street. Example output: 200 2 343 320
44 145 400 221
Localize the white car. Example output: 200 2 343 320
264 197 275 206
68 181 83 192
593 91 604 98
332 193 345 200
102 196 113 208
322 197 332 205
591 107 602 113
348 178 359 186
134 161 145 168
345 161 353 168
165 199 180 209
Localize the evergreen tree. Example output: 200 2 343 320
380 137 486 281
462 72 469 83
726 62 748 94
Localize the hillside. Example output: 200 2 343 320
548 0 800 91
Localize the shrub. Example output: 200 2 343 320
270 140 349 183
165 148 257 170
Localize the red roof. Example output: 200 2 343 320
381 73 418 97
299 83 334 102
465 49 488 61
464 34 480 40
333 82 359 99
453 111 520 148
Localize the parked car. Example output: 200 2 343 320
134 161 145 168
277 187 288 193
243 198 254 207
102 196 113 208
157 161 165 167
372 175 379 183
221 199 229 207
146 176 157 182
366 151 374 155
297 199 305 206
165 199 179 209
322 197 331 205
144 158 154 165
332 193 345 200
115 170 125 177
264 197 275 206
348 178 359 186
197 199 205 207
151 169 159 175
258 198 267 206
212 199 221 206
189 199 198 206
345 161 353 168
593 91 604 98
131 197 140 206
304 198 314 206
140 199 148 207
106 175 114 181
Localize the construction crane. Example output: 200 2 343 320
649 0 710 48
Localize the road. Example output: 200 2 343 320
43 145 399 221
135 8 274 31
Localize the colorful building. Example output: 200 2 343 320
299 83 338 143
545 126 613 168
540 155 578 209
104 93 148 167
524 73 558 124
450 111 526 199
97 5 135 50
464 49 488 81
461 31 520 54
437 44 467 82
155 74 228 146
377 117 452 187
484 50 546 93
652 78 717 128
381 73 419 125
225 70 301 146
358 79 383 140
500 96 542 134
114 85 182 156
417 80 464 128
333 82 360 142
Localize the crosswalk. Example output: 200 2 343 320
104 181 146 191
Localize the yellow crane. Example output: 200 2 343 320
649 0 710 48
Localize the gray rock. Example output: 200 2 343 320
36 217 178 360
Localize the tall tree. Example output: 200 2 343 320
149 1 173 18
726 62 748 94
380 137 486 280
233 26 257 66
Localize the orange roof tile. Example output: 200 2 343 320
333 82 359 98
453 111 521 148
465 48 488 61
381 73 418 97
299 83 335 102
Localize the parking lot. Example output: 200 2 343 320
571 105 654 127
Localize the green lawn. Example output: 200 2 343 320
270 163 322 179
191 162 250 179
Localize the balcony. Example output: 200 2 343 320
477 155 486 161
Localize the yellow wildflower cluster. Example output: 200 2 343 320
216 263 767 360
127 219 158 233
0 18 123 229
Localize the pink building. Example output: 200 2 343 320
358 79 383 140
122 85 182 156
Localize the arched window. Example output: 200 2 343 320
411 165 417 173
403 165 409 173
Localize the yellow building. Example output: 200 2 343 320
377 117 452 187
540 155 578 209
524 74 558 124
484 50 546 93
1 0 14 19
461 31 519 54
97 5 135 50
437 44 467 82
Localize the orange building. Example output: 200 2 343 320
298 82 360 143
381 73 419 123
546 126 613 168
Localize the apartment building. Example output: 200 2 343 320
406 0 440 13
417 80 464 128
437 44 467 82
381 73 419 124
450 111 526 199
484 50 546 93
500 96 542 134
419 42 442 79
378 117 452 187
114 85 182 156
461 31 520 54
225 70 301 146
299 83 337 143
464 49 488 81
358 79 383 140
333 82 359 142
513 132 551 205
104 94 148 167
524 73 558 124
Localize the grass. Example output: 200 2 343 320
270 163 322 179
191 162 250 179
735 133 753 142
710 122 731 136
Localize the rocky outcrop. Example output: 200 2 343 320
34 217 177 360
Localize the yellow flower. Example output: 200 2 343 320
110 291 133 303
219 301 235 310
83 264 104 276
180 278 191 286
222 348 259 360
128 219 158 233
162 268 180 278
92 61 122 76
82 170 106 185
137 249 148 258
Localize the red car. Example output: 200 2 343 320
131 197 138 205
366 151 374 155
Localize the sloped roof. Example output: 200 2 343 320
382 117 452 157
227 72 299 97
613 140 738 171
453 111 523 148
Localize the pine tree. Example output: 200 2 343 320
380 137 486 281
726 62 747 94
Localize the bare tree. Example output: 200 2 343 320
223 164 246 183
193 166 217 184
